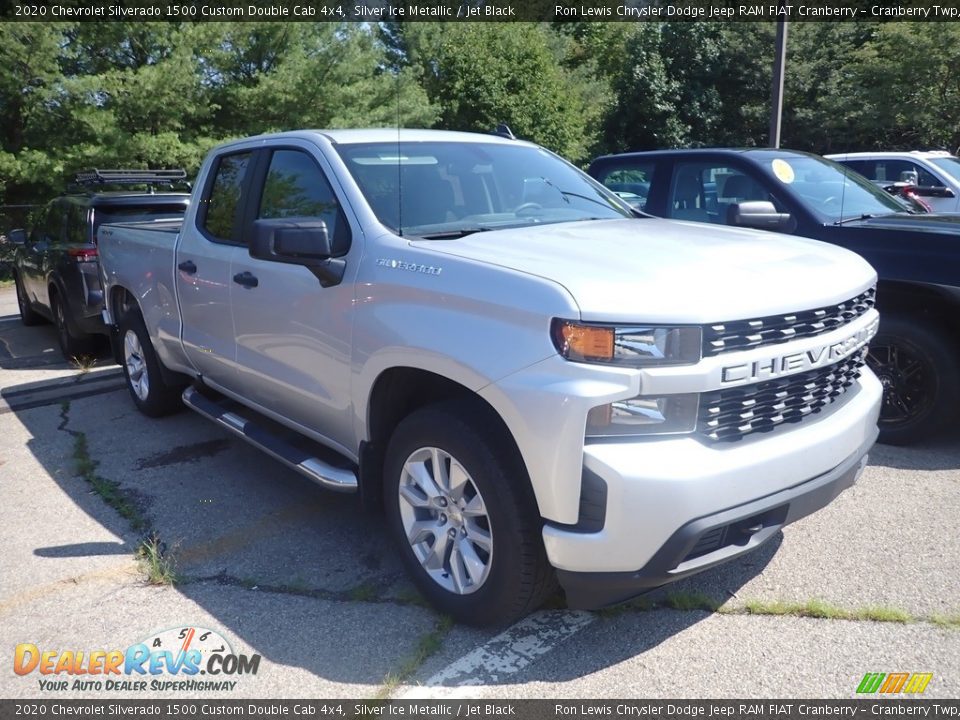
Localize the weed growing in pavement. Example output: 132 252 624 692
136 533 180 585
72 431 146 531
375 615 454 699
70 355 98 373
930 614 960 630
662 591 722 612
741 598 914 623
348 581 380 602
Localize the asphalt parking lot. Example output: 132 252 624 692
0 283 957 700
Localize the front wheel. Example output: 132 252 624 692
867 316 958 445
384 404 555 626
118 310 184 417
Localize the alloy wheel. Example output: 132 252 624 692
867 342 931 426
123 329 150 401
397 446 493 594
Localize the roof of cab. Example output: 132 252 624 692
215 128 533 152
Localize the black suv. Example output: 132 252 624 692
11 170 189 358
589 149 960 445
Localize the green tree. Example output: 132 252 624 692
0 23 75 206
602 23 727 152
200 23 434 137
398 23 603 162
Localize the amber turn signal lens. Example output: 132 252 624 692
560 323 614 362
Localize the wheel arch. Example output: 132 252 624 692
359 367 532 514
875 279 960 341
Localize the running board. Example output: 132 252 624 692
182 386 358 493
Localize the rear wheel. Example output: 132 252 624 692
867 315 958 445
384 404 555 626
51 291 95 360
14 274 43 326
118 309 184 417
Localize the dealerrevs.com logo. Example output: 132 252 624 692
13 626 261 692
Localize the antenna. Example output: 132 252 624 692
396 61 403 237
838 153 848 222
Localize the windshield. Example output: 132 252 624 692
335 141 633 237
929 156 960 182
760 154 905 222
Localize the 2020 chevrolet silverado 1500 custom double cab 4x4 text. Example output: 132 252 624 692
98 130 881 625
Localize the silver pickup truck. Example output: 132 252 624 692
98 129 881 625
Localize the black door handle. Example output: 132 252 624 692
233 271 259 288
178 260 197 275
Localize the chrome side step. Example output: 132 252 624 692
182 386 358 493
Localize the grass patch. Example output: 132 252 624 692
596 593 929 627
349 581 380 603
375 615 454 699
0 278 13 288
72 432 146 531
595 596 654 619
741 598 914 623
930 614 960 630
855 606 912 624
662 591 722 613
136 534 180 586
392 586 430 608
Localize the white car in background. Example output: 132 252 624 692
827 151 960 213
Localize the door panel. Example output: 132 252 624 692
230 146 357 453
177 151 253 390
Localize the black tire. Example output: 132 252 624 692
867 315 958 445
14 273 43 326
384 403 555 627
117 309 184 417
51 290 96 360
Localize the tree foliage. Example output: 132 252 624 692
394 23 605 161
2 20 960 223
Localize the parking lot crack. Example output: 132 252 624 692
56 399 184 589
596 591 960 630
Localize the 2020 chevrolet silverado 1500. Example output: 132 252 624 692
98 130 881 625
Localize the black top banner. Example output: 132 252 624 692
3 0 959 22
1 699 960 720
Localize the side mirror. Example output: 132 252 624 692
7 228 26 245
913 185 955 199
727 201 794 232
250 218 345 287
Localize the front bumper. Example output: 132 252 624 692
557 431 874 609
543 368 881 608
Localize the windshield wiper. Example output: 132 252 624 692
414 227 493 240
833 213 875 226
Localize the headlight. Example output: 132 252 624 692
586 394 699 438
551 320 701 367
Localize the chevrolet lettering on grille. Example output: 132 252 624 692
720 317 878 384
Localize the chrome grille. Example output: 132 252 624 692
703 287 875 357
698 349 867 443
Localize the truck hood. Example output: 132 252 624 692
849 211 960 234
415 218 877 324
